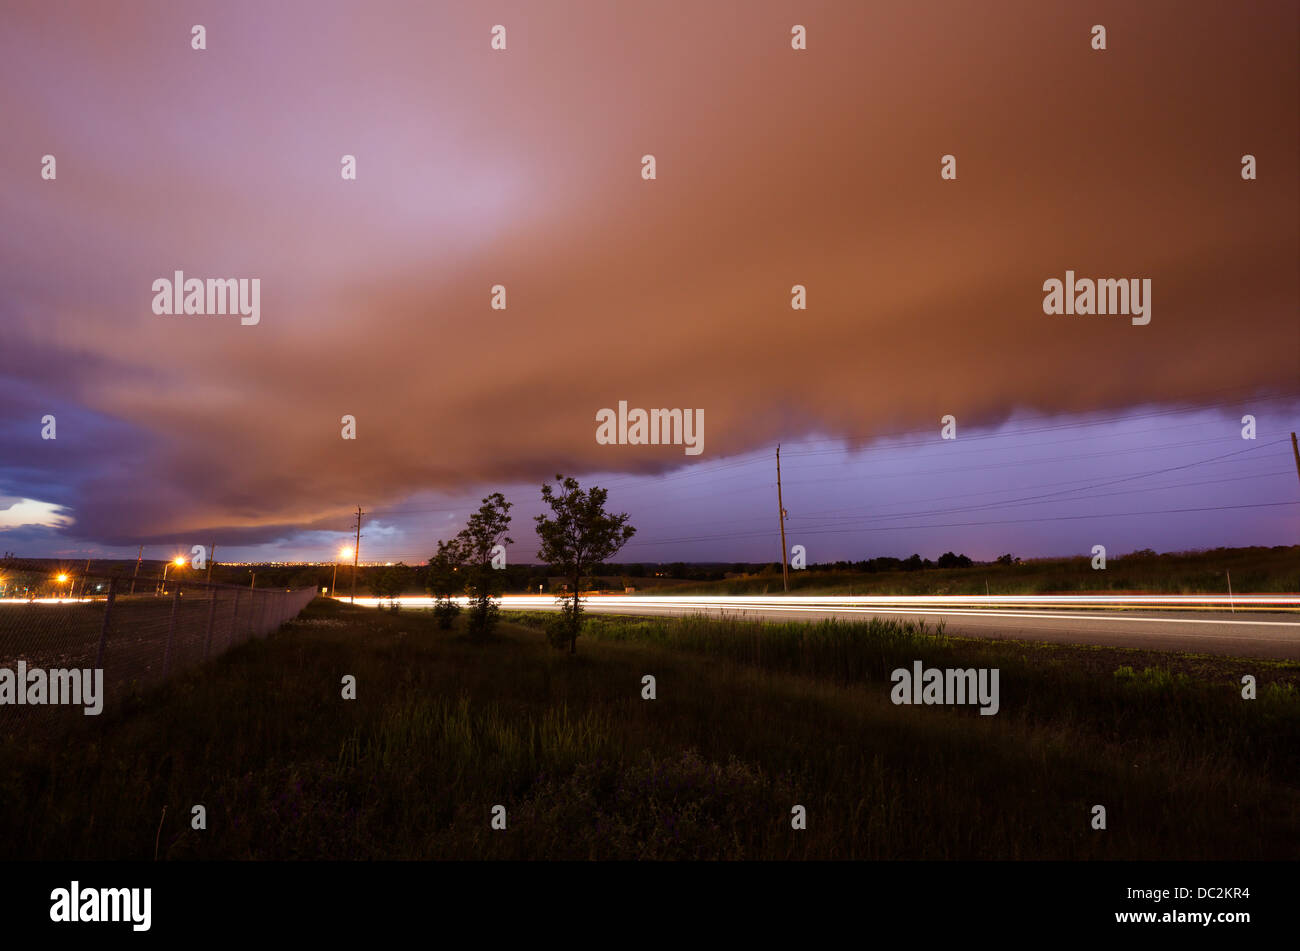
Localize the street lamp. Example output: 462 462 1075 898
160 556 185 594
55 573 69 600
332 546 353 597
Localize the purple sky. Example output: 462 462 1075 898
1 1 1297 565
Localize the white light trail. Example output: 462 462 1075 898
339 593 1300 611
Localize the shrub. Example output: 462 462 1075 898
466 598 500 639
543 602 578 650
432 599 461 630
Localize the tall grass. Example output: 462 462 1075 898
545 611 1300 785
0 599 1295 860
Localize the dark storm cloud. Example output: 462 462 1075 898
0 0 1295 549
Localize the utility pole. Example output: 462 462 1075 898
207 542 216 584
130 544 143 595
776 446 789 593
1291 432 1300 487
350 506 364 604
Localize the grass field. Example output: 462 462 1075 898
1 597 1296 860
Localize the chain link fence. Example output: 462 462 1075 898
0 571 317 735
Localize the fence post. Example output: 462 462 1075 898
203 585 219 660
162 587 180 678
94 578 116 669
230 588 242 647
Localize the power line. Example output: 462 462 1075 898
773 435 1281 491
623 501 1300 548
617 434 1271 506
794 455 1284 519
789 439 1289 525
618 443 1296 546
791 469 1296 530
644 464 1292 536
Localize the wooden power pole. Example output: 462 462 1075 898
206 542 216 584
130 544 143 595
350 506 364 604
776 445 789 592
1291 432 1300 488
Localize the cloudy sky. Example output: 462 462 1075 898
1 0 1296 565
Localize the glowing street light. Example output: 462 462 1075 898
331 546 353 596
159 556 186 594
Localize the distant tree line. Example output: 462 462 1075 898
806 552 977 572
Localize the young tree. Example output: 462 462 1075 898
456 493 513 639
534 475 636 654
426 539 463 629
